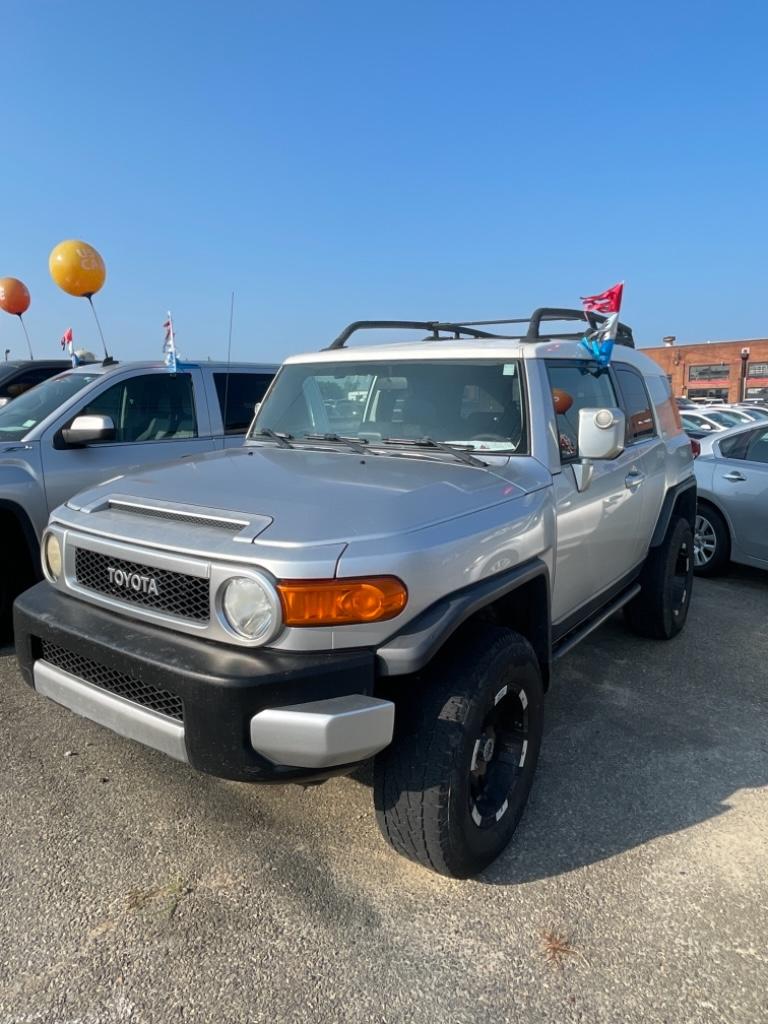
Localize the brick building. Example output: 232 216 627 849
643 338 768 403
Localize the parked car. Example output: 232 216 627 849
698 407 754 428
0 359 277 634
675 396 697 409
0 359 72 407
689 396 725 406
693 424 768 574
735 405 768 422
680 410 724 435
14 308 696 877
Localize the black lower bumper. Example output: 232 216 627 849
14 583 376 783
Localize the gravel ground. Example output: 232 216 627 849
1 570 766 1024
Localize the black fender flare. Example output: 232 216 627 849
650 478 697 548
376 558 550 678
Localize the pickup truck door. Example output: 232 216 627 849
713 426 768 564
40 368 216 513
547 361 646 625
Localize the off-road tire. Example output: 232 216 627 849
624 516 694 640
693 503 730 577
373 623 544 878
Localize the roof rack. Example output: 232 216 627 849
325 309 634 350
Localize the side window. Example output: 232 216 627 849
214 373 274 434
718 431 753 460
546 362 618 461
745 427 768 464
79 373 197 443
614 366 656 442
0 366 58 400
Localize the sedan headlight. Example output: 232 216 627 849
43 532 63 582
220 574 280 643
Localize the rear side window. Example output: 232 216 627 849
545 362 618 461
0 366 60 400
214 373 274 434
79 373 198 443
614 366 656 442
721 427 768 464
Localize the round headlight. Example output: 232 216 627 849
220 575 279 643
44 533 62 581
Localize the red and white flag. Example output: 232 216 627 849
580 282 623 315
60 327 79 366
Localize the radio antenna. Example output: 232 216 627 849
222 291 235 449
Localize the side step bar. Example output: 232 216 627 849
552 583 641 660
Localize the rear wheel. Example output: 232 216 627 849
624 516 693 640
693 504 730 576
373 623 544 878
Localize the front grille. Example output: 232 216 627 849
108 501 246 531
73 547 210 621
40 640 184 721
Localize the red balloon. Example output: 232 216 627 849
0 277 31 316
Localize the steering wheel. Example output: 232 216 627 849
471 433 507 442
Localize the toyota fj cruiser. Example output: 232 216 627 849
14 310 696 877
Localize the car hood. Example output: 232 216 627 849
66 445 549 546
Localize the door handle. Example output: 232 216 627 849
625 471 645 491
723 470 747 482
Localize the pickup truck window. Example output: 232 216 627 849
0 372 98 440
79 373 198 443
251 360 527 453
546 361 617 461
213 373 274 434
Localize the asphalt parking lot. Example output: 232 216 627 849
1 571 766 1024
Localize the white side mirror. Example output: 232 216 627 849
253 402 261 417
62 414 116 446
578 408 625 460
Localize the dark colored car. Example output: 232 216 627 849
0 361 72 407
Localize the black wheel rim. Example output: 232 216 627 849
468 685 529 829
670 537 692 618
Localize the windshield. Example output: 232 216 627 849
0 372 99 441
705 409 744 427
248 360 527 453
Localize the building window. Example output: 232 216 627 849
747 362 768 378
689 364 730 381
687 387 730 401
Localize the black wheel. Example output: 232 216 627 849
693 503 730 577
0 556 18 643
373 623 544 878
624 516 694 640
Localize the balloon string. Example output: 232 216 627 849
87 296 110 361
18 314 34 359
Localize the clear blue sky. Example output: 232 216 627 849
2 0 767 363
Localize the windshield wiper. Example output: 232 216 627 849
381 436 487 468
301 432 371 455
253 428 295 449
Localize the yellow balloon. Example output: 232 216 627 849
49 239 106 297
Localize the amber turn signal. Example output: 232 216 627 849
277 577 408 627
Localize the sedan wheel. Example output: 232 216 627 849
694 514 717 567
693 506 729 576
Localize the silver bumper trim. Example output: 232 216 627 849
250 695 395 769
33 660 188 763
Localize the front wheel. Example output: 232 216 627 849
373 623 544 878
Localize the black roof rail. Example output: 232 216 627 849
326 310 634 351
326 320 498 350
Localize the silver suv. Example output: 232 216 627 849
0 359 276 634
14 310 696 877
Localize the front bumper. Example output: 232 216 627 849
14 583 392 783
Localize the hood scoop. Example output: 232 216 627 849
68 494 272 544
